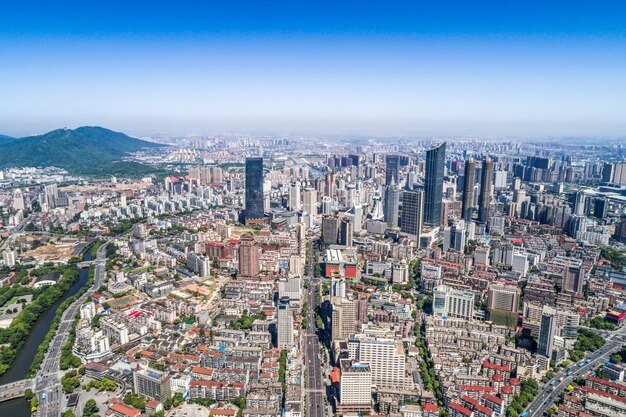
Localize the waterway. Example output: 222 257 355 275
0 252 92 417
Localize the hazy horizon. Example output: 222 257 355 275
2 1 626 138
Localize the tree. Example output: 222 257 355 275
62 411 77 417
23 388 34 400
83 399 99 417
101 377 117 391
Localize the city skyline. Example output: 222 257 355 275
2 1 626 137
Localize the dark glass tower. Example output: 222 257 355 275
244 157 265 221
424 142 446 226
462 158 476 221
478 159 494 223
385 154 400 186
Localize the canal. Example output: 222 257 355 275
0 252 92 417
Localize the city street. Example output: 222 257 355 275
36 242 108 417
526 326 626 417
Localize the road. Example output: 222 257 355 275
526 326 626 417
35 242 108 417
304 239 326 417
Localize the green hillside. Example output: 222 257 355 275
0 126 164 177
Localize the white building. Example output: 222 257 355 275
432 285 474 320
348 335 406 389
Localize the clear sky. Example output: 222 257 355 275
1 1 626 137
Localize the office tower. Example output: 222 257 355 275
391 260 409 284
478 159 494 223
594 198 608 219
492 241 514 267
133 367 172 402
44 183 58 210
12 189 25 211
443 220 466 253
400 189 424 239
424 142 446 226
563 265 584 296
331 297 356 340
339 218 353 247
385 154 400 186
325 172 336 198
321 196 333 214
537 306 557 358
511 252 529 277
345 183 356 208
574 191 587 215
321 215 340 244
432 285 474 320
238 234 259 279
244 157 265 222
487 283 521 313
277 298 294 349
494 170 508 189
303 187 318 215
348 336 406 388
289 181 301 211
338 359 372 416
461 158 476 221
3 251 16 268
383 182 400 228
351 204 363 233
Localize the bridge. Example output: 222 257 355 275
76 260 94 268
0 378 35 403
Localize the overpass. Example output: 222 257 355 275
0 378 35 403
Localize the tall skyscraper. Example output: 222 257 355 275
400 189 424 240
244 157 265 223
339 218 354 247
277 298 294 349
478 159 494 224
331 297 356 340
461 158 476 221
238 234 259 279
289 181 301 211
303 187 318 215
385 154 400 186
383 182 400 228
325 171 336 198
537 306 557 358
424 142 446 226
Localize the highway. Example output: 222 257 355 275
304 239 326 417
526 326 626 417
35 242 108 417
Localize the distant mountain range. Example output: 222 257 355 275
0 126 164 177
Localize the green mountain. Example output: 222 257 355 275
0 126 164 177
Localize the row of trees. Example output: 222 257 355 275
507 378 539 417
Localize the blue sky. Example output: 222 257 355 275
1 1 626 137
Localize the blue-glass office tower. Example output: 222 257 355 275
424 142 446 226
244 157 265 222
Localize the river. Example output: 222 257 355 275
0 252 92 417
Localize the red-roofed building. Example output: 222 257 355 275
481 393 504 415
449 402 474 417
423 403 438 417
109 403 141 417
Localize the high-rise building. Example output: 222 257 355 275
432 285 474 320
12 189 25 211
339 218 353 247
443 220 466 253
487 283 521 313
289 181 301 211
338 359 372 416
384 182 400 228
400 189 424 239
563 265 584 296
133 367 172 402
44 183 58 210
574 191 587 216
325 172 336 198
537 306 557 358
461 159 476 221
244 157 265 223
238 234 259 279
3 250 16 267
424 143 446 226
594 198 608 219
303 187 318 215
331 297 356 341
277 298 294 349
321 215 340 244
478 159 494 224
385 154 400 186
348 336 406 388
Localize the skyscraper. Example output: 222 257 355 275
478 159 494 224
383 182 400 228
461 158 476 221
400 189 424 239
238 234 259 279
385 154 400 186
303 187 318 215
244 157 265 223
537 305 557 358
424 142 446 226
289 181 301 211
